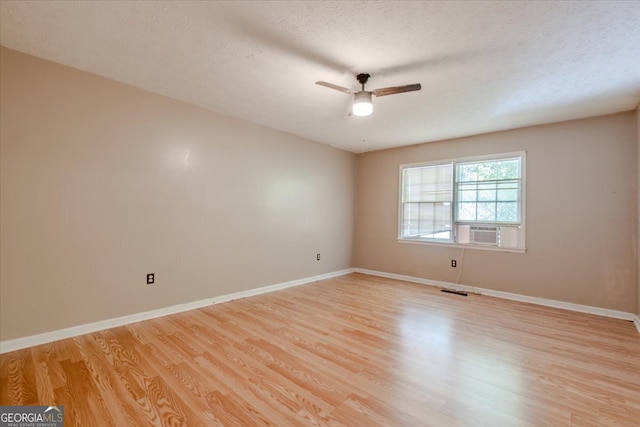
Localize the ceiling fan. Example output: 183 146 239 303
316 73 421 116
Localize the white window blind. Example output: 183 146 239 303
400 163 453 240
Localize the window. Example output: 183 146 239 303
399 152 525 250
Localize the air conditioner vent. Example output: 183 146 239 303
469 226 498 245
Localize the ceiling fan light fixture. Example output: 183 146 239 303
317 73 420 117
352 91 373 116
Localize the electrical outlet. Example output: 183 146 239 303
451 260 457 268
316 253 321 261
146 273 155 285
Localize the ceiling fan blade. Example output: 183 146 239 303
315 81 356 94
372 83 421 97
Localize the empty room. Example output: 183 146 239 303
1 1 639 426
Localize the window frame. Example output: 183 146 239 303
398 151 526 252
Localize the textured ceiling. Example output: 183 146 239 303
1 1 639 153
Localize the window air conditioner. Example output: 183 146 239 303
469 226 499 245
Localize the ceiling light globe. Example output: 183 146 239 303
352 91 373 116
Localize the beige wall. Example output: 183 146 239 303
355 112 638 313
0 47 356 340
637 106 640 317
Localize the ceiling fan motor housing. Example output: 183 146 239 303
356 73 371 86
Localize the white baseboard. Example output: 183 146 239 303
634 316 640 335
0 268 355 354
355 268 637 322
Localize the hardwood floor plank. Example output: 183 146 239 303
214 343 334 424
193 353 294 425
6 349 38 405
57 360 100 426
2 273 639 426
31 344 57 404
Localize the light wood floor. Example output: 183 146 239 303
1 273 639 426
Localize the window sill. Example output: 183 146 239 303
397 238 526 254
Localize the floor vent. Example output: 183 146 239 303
441 289 468 297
